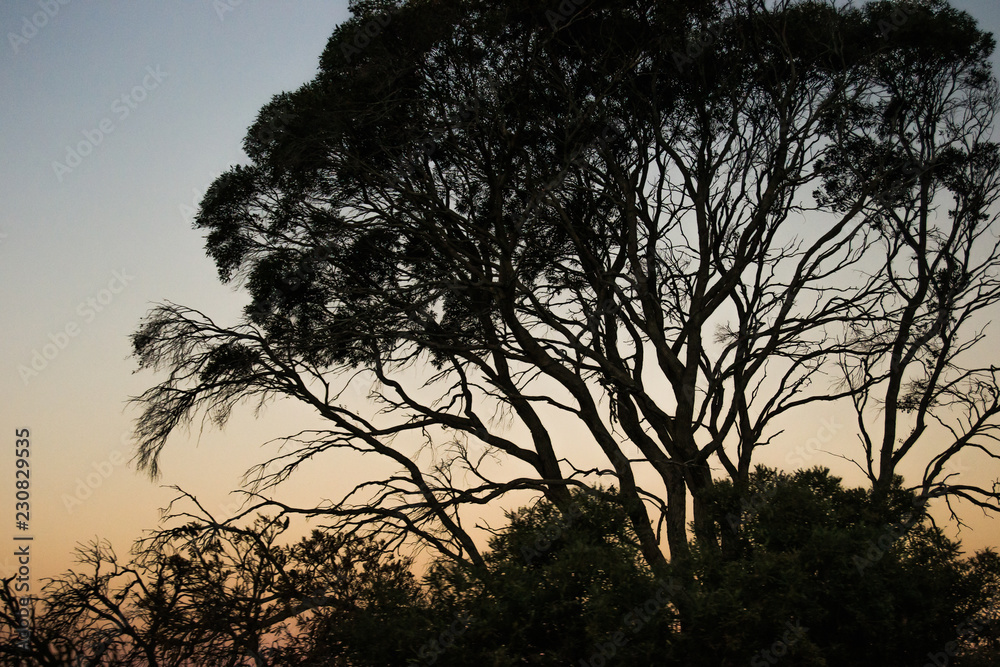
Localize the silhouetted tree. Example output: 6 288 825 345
408 487 679 665
319 472 1000 667
0 492 419 666
130 0 1000 593
681 467 1000 666
3 474 1000 665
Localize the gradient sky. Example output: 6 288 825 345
2 0 1000 588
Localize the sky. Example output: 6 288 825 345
2 0 1000 591
0 0 354 585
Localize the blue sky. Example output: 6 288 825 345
1 0 352 582
2 0 1000 585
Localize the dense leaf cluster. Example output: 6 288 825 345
3 470 999 665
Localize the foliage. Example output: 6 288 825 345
340 471 1000 667
130 0 1000 578
113 0 1000 661
2 473 999 665
411 488 678 666
0 496 420 666
680 467 1000 666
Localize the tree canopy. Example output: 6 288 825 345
131 0 1000 584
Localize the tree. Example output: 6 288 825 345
0 539 191 666
5 474 1000 665
131 0 1000 580
410 487 679 666
682 467 1000 666
294 472 1000 667
0 494 420 666
819 0 1000 517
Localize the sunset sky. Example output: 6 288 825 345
3 0 1000 588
